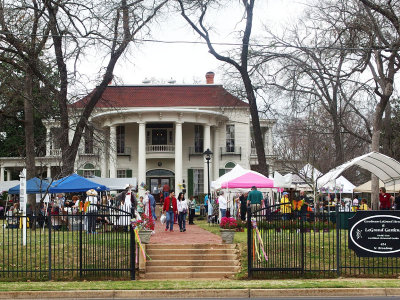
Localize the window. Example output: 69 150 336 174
83 170 95 178
84 127 94 154
50 127 62 150
116 125 125 154
117 169 127 178
193 169 204 196
226 124 235 152
194 125 203 153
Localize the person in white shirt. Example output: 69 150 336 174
218 191 227 218
85 189 98 234
177 192 188 232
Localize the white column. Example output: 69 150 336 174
268 127 273 155
100 130 107 178
109 125 117 178
0 166 4 181
175 122 183 194
7 170 11 181
47 166 51 179
46 127 51 156
213 126 220 181
138 122 146 197
203 124 211 194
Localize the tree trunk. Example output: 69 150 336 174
382 103 392 156
332 116 344 165
241 71 268 176
24 66 37 226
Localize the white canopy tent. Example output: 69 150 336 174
320 175 355 193
354 180 397 193
317 151 400 190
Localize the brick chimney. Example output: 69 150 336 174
205 71 215 84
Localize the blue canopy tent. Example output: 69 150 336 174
49 173 108 193
8 177 50 194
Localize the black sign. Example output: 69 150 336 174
348 211 400 257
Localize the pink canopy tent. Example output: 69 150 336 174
220 171 274 189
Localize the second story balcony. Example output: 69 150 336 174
49 149 62 156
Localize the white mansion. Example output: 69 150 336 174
0 72 276 198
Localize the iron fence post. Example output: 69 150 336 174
247 205 252 279
336 205 341 277
48 214 52 280
130 210 135 280
300 212 305 274
79 211 83 278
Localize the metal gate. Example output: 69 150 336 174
247 204 400 278
1 205 135 280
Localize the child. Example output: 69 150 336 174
137 196 144 214
358 198 369 211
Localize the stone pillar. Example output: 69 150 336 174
109 125 117 178
47 166 51 179
203 124 211 194
175 122 183 194
138 122 146 197
0 166 4 181
213 126 220 181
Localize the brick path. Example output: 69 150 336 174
149 207 222 244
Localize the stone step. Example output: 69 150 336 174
146 248 238 255
146 244 236 250
148 254 238 260
146 259 240 267
146 265 241 273
143 271 236 279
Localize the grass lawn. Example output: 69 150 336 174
1 278 400 291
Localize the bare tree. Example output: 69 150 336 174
176 0 268 175
1 0 167 176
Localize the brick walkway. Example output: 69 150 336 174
149 208 222 244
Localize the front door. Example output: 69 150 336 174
149 178 172 203
152 129 167 145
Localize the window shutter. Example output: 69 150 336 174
188 169 193 197
126 169 132 178
77 170 84 176
219 169 225 177
95 170 101 177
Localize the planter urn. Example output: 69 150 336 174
220 229 235 244
138 230 152 244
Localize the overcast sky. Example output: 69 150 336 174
77 0 305 89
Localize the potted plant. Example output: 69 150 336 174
220 217 239 244
131 214 154 244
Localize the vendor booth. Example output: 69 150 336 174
49 173 108 193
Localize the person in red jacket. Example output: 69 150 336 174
379 187 394 210
163 191 177 232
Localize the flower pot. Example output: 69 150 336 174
138 230 152 244
220 229 235 244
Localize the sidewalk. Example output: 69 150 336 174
149 213 222 244
2 287 400 299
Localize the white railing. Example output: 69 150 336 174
49 149 61 156
146 145 175 153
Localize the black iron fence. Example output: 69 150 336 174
247 204 400 278
1 205 135 280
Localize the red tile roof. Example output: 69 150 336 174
72 85 249 108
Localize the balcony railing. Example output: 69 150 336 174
49 149 61 156
146 145 175 153
220 146 241 160
251 147 272 156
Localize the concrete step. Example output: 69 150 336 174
146 243 236 250
143 271 237 279
148 254 238 260
146 259 240 267
146 265 241 272
146 248 238 255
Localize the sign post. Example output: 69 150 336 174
19 169 27 246
348 211 400 257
